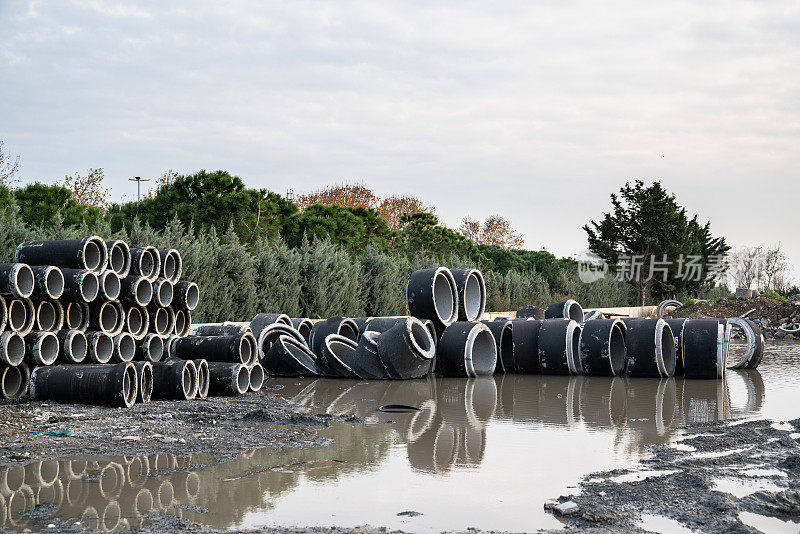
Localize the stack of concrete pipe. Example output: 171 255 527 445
0 236 203 405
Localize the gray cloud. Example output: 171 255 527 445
1 0 798 284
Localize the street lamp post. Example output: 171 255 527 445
129 176 150 201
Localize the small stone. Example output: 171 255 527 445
554 501 580 515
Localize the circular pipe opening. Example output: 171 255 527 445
249 364 264 391
127 307 143 335
118 334 135 361
37 300 57 331
100 303 118 332
1 365 23 398
13 264 34 298
566 301 584 323
569 323 582 374
138 251 154 279
499 324 513 368
135 278 152 306
609 323 627 374
163 254 176 281
65 302 84 330
469 329 497 376
148 335 164 362
409 319 434 358
185 283 199 310
463 272 484 321
338 320 359 342
157 281 173 307
40 333 59 365
659 323 676 377
122 366 135 407
95 334 114 363
8 300 26 331
154 308 168 335
70 332 88 362
174 310 186 336
102 272 121 300
4 333 25 366
236 365 249 394
80 272 99 302
83 240 102 271
45 268 64 299
239 336 252 365
109 244 125 273
433 271 456 324
196 360 209 397
181 364 192 398
140 365 153 402
296 320 311 342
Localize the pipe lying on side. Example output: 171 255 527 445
151 359 196 401
0 263 34 301
172 333 255 365
437 322 497 378
250 313 292 341
152 279 173 308
0 363 29 399
0 295 6 336
309 316 358 356
663 318 689 375
205 362 249 396
112 333 136 363
34 299 63 332
61 269 99 303
98 271 121 301
130 246 160 282
290 318 313 345
579 318 627 376
481 319 513 373
247 362 264 392
376 317 435 379
149 307 170 336
25 331 59 366
130 361 153 403
173 281 199 311
172 309 189 337
86 331 114 364
90 301 121 335
6 299 30 333
317 334 359 378
516 305 545 320
158 249 182 284
63 301 89 332
135 333 164 363
544 299 584 323
406 267 459 328
621 318 676 378
120 276 152 308
451 268 486 322
30 362 138 408
192 323 250 336
262 335 319 377
56 330 88 363
0 332 25 366
682 319 726 379
126 305 149 340
30 266 64 300
538 319 582 375
106 240 131 278
347 332 387 379
510 319 542 373
195 359 209 398
726 317 764 369
16 236 107 273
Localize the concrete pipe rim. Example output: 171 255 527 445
325 335 359 373
564 299 584 323
146 334 165 362
238 334 253 365
99 302 119 333
100 271 121 300
108 241 130 275
653 319 676 378
726 317 758 369
186 359 198 399
19 298 35 335
43 266 64 299
1 365 23 399
66 330 88 363
462 270 486 321
466 324 497 377
127 306 144 336
145 246 161 281
173 309 186 337
162 252 176 281
79 271 99 302
64 301 86 331
153 307 169 335
134 277 153 307
496 321 513 372
183 282 199 310
156 279 173 307
196 359 209 398
135 248 155 279
2 332 25 366
36 332 60 365
432 268 458 325
337 318 359 342
11 263 34 299
116 333 136 362
406 317 435 360
234 364 249 394
565 320 582 375
81 238 103 272
140 363 153 402
607 320 627 375
91 333 114 364
281 336 318 375
716 323 726 379
7 300 27 332
249 363 265 391
36 300 57 331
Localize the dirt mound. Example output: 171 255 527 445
669 296 799 339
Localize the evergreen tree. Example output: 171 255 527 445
299 237 362 318
253 238 302 316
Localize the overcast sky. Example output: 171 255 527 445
1 1 798 285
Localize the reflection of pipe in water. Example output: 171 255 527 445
437 378 496 429
99 499 121 533
0 464 26 495
171 471 200 503
727 369 765 416
624 377 677 440
579 376 628 429
61 459 88 480
25 459 59 488
407 415 458 475
98 462 126 500
118 487 153 530
0 493 6 527
676 377 731 424
79 505 99 531
148 453 175 475
406 399 437 442
457 425 488 466
126 456 150 488
35 478 64 508
144 479 174 511
7 485 35 528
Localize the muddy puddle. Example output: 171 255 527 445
2 341 799 532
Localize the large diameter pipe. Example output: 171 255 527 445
262 335 320 377
1 363 29 399
173 309 190 337
376 317 436 379
309 316 358 356
0 263 35 299
25 331 59 366
621 318 676 378
195 359 209 398
56 330 88 363
406 267 459 328
250 313 292 340
510 319 542 373
152 359 196 400
90 301 122 335
538 319 583 375
0 295 6 336
126 305 149 340
130 362 153 403
247 362 264 392
437 322 497 377
152 279 173 308
172 334 253 365
324 333 370 378
0 332 25 366
726 317 764 369
130 247 160 282
682 319 726 379
86 331 114 364
481 319 513 373
135 334 164 362
6 299 29 333
516 305 545 320
112 332 136 363
30 266 64 300
30 362 138 407
106 240 131 278
205 362 249 396
62 301 90 332
173 281 199 311
290 318 313 344
451 268 486 322
578 318 627 376
158 249 182 284
98 271 121 301
16 236 107 273
149 306 170 336
664 318 689 375
544 299 584 323
34 299 63 332
192 323 250 336
61 269 99 303
120 276 152 307
256 323 306 360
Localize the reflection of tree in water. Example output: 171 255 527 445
0 370 765 531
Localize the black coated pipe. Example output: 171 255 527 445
364 317 403 334
56 330 87 363
538 319 582 375
205 361 249 396
112 333 136 363
250 313 292 340
192 323 249 336
664 318 688 375
86 331 114 364
172 333 253 365
437 322 497 377
126 305 149 340
129 246 160 281
510 319 542 373
290 318 313 344
120 276 152 307
30 266 64 300
173 281 199 311
352 317 374 338
151 279 173 308
149 307 170 335
25 331 59 366
158 249 182 284
16 236 107 272
61 269 99 303
621 318 676 378
406 267 459 328
0 332 25 366
0 263 35 299
481 319 513 373
30 362 138 407
516 305 545 320
130 361 153 403
349 331 389 379
106 240 131 277
34 299 62 332
317 334 359 378
0 295 6 336
682 319 726 379
376 317 436 379
173 309 190 337
726 317 764 369
62 301 89 332
579 318 627 376
262 335 319 377
98 271 121 301
6 299 28 332
544 299 584 323
195 359 209 398
451 268 486 322
151 359 195 400
90 301 121 334
135 333 164 363
309 316 359 356
248 362 264 392
0 364 27 399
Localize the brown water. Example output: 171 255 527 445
2 341 799 532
